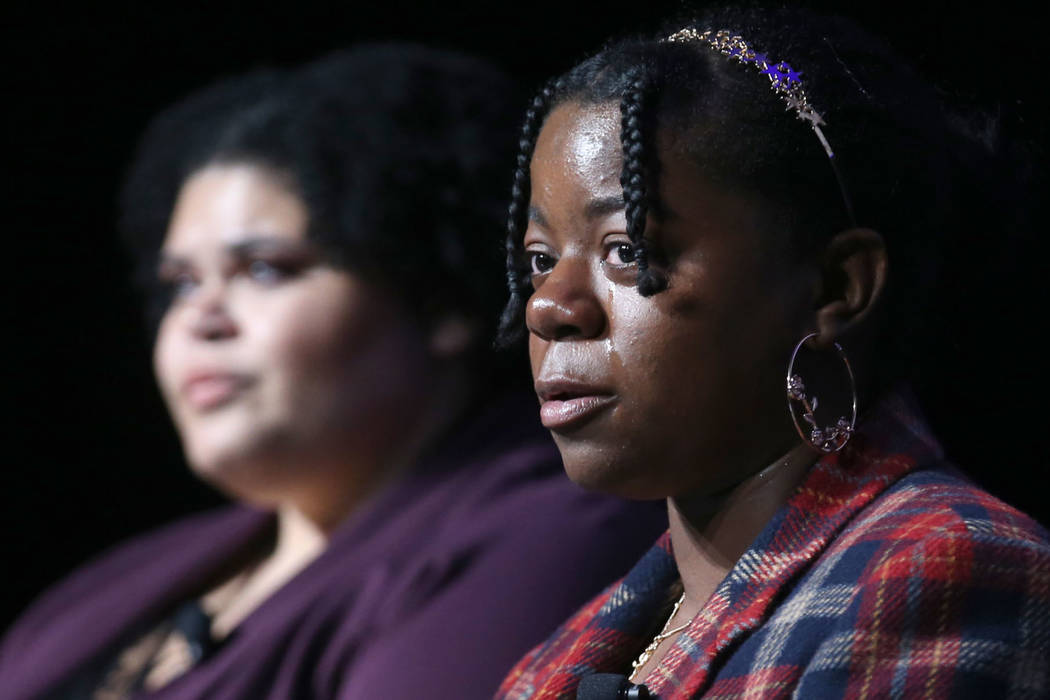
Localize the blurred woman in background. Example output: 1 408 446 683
0 44 663 699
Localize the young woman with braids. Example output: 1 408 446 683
496 7 1050 699
0 45 666 699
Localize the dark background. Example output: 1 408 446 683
6 1 1046 629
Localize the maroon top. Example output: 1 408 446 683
1 396 665 699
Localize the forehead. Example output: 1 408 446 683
531 101 622 198
530 99 788 261
164 164 308 253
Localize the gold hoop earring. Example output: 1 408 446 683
786 333 857 453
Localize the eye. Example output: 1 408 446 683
603 240 638 267
245 258 298 285
173 272 199 296
156 270 200 305
526 250 557 276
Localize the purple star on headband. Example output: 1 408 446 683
761 63 783 80
662 25 856 224
665 28 828 144
779 63 802 84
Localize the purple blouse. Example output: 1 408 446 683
1 396 665 699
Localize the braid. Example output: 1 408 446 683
497 68 668 348
496 78 561 347
619 67 667 296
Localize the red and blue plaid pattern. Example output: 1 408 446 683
498 392 1050 699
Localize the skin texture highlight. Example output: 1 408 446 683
525 101 816 501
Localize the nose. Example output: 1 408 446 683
525 256 605 341
187 279 239 341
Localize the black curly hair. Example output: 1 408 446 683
120 43 522 353
496 6 971 386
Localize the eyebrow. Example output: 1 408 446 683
527 196 627 229
583 196 626 219
227 237 304 257
157 236 312 268
527 205 548 228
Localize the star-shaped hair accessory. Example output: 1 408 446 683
665 27 834 159
761 63 784 81
779 64 802 84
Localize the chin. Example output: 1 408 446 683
555 436 669 501
182 434 284 503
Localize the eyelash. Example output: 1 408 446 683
245 258 298 285
524 241 638 277
603 241 638 267
156 272 199 302
527 250 557 276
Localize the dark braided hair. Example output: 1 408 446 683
618 66 667 296
497 78 562 346
122 44 522 366
496 60 670 345
496 7 964 389
495 5 1044 520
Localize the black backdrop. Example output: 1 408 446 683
6 1 1046 629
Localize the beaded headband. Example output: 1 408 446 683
666 27 856 223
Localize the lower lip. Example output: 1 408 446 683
539 395 616 430
185 377 248 410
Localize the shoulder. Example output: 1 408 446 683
1 506 265 662
830 464 1050 580
849 463 1050 623
799 464 1050 698
418 395 666 569
323 402 666 699
382 418 666 610
432 446 666 611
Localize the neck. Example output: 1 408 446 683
668 442 815 612
206 504 325 637
273 504 327 561
286 359 475 534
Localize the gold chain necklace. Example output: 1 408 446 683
630 592 690 678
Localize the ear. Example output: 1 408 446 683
812 228 887 347
428 314 478 359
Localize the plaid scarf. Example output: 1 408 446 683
498 392 1050 699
